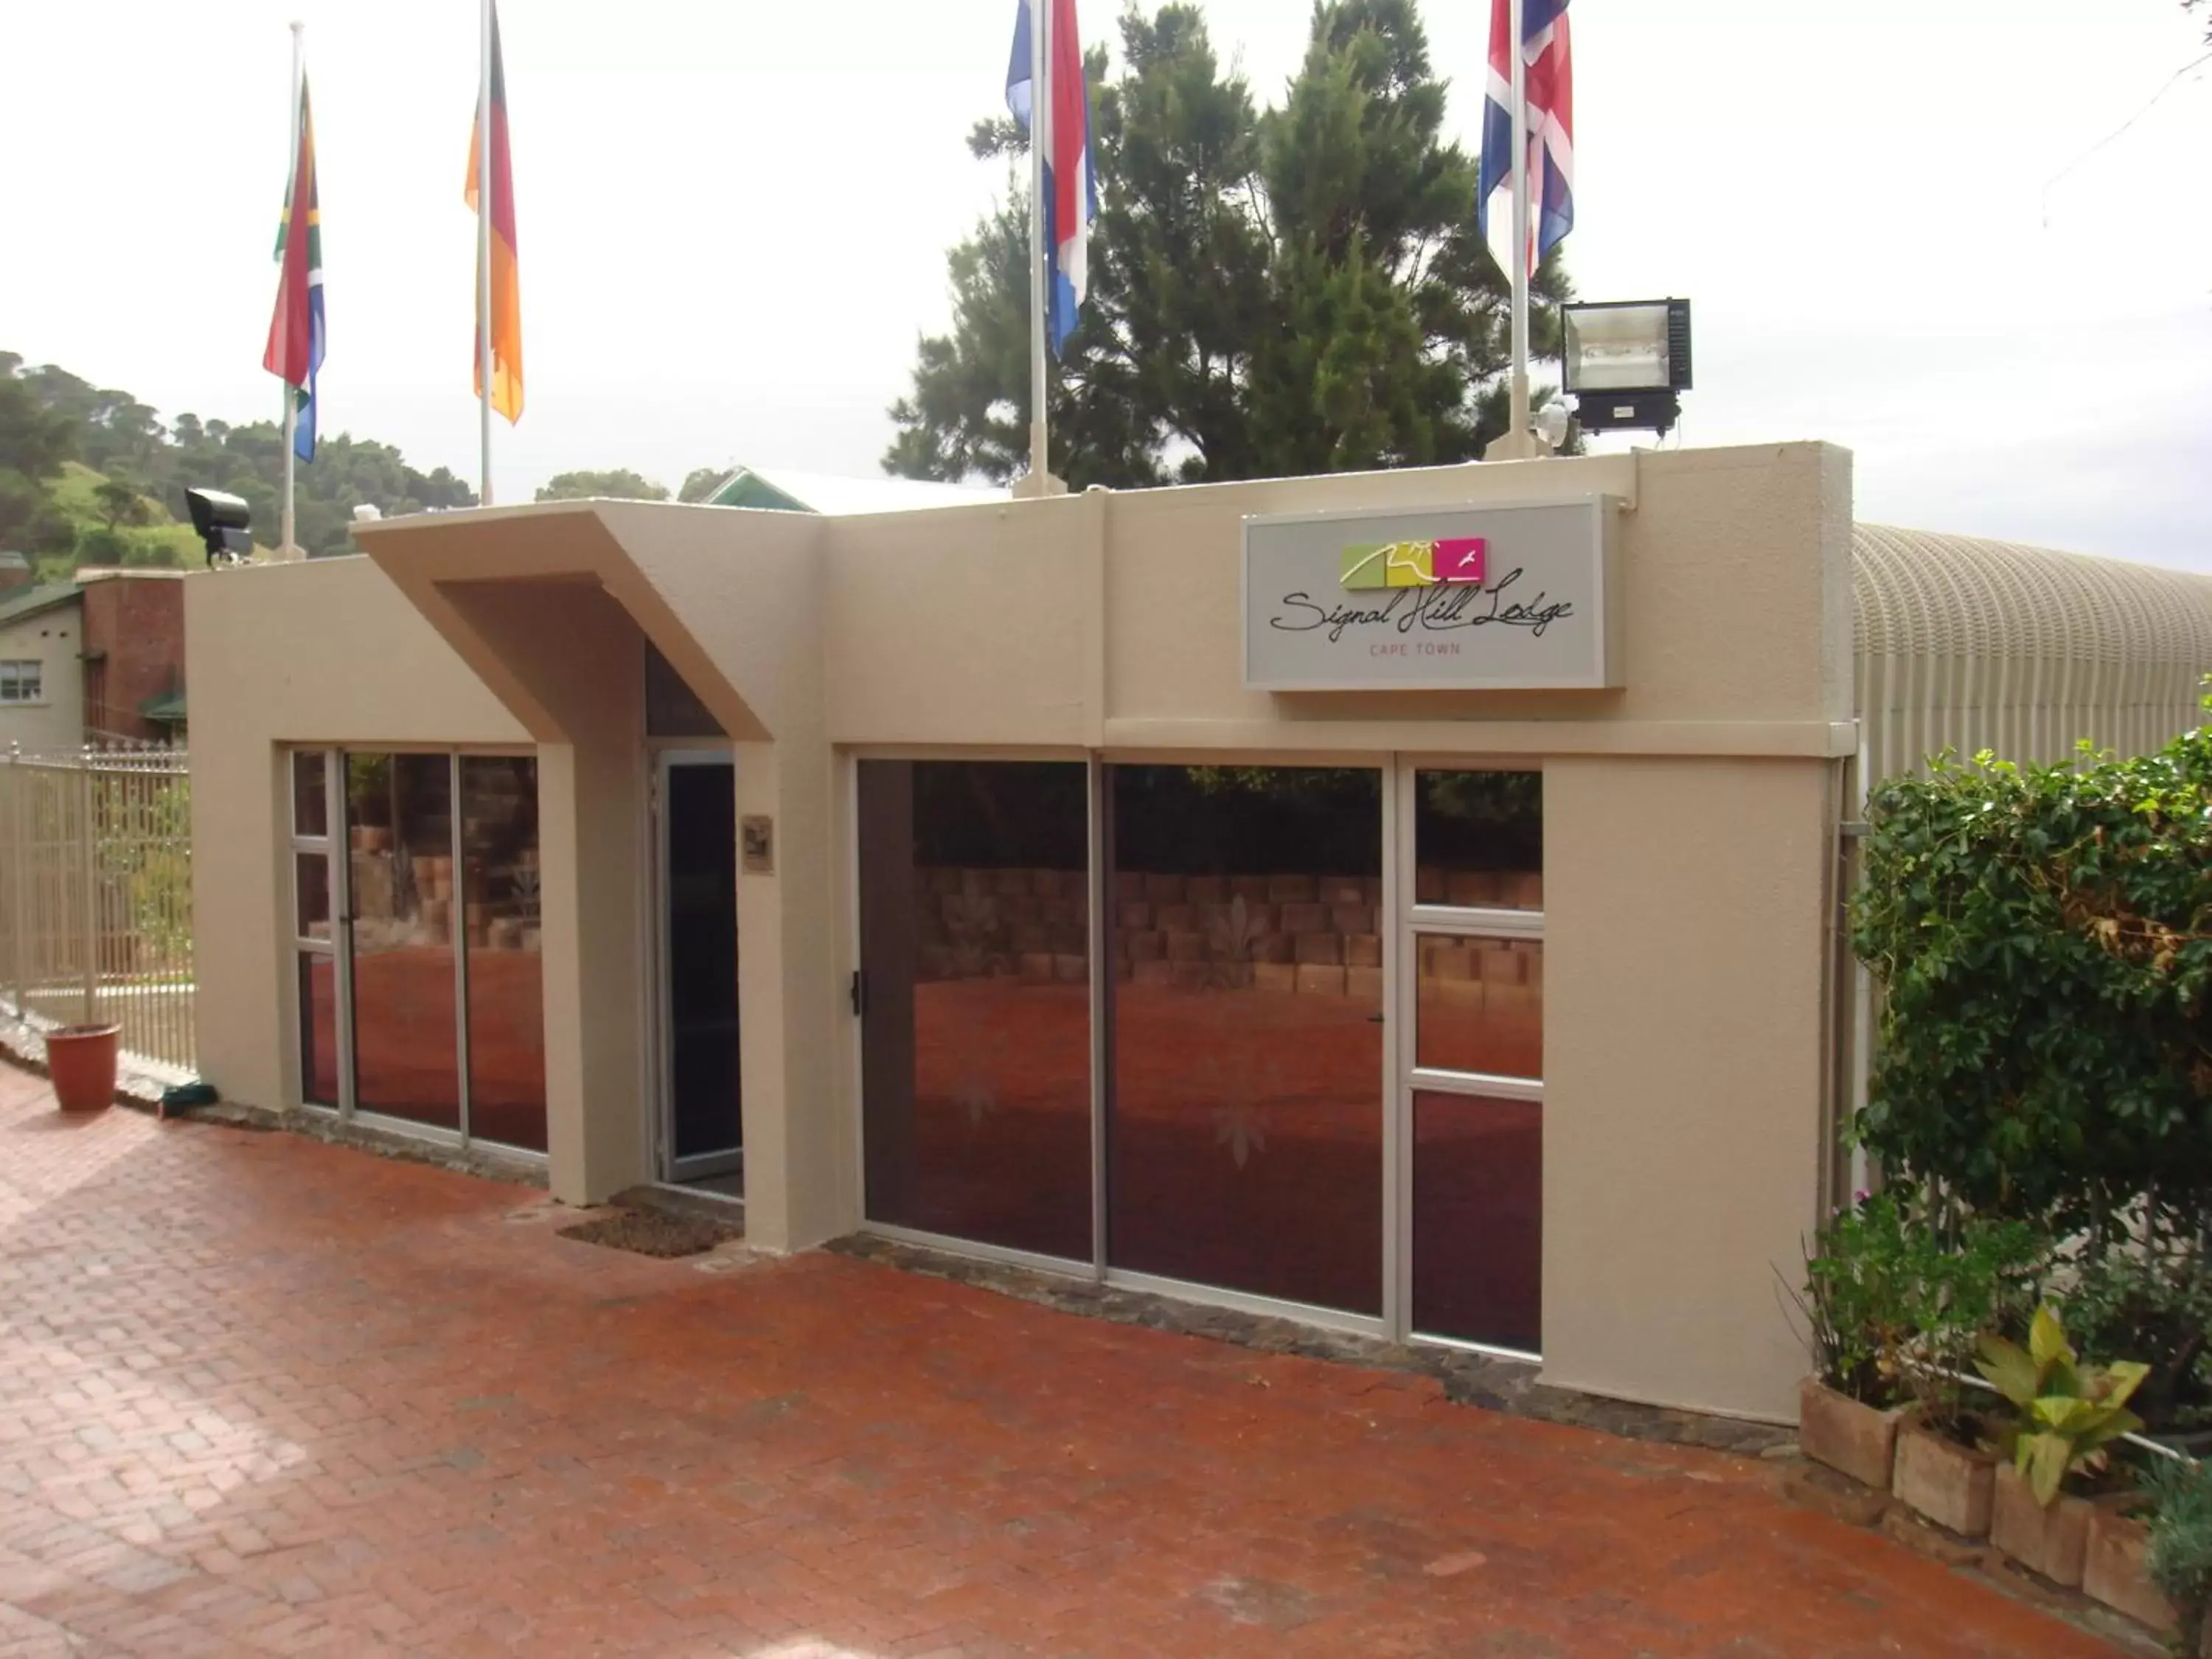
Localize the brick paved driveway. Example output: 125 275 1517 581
0 1061 2115 1658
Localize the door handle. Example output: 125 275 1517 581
849 970 867 1018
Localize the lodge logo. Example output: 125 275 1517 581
1242 499 1620 692
1338 536 1486 591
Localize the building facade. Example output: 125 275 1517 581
0 571 187 754
184 443 2212 1425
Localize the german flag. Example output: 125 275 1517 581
465 3 522 422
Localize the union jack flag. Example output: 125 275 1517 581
1476 0 1573 279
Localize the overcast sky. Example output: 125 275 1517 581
2 1 2208 565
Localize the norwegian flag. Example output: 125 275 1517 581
1476 0 1573 279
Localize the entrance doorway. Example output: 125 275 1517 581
657 752 742 1190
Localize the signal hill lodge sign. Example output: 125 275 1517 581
1242 498 1622 691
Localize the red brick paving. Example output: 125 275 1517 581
0 1059 2115 1658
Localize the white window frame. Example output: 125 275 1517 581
1391 760 1545 1361
0 660 44 704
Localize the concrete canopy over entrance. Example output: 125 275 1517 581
353 501 836 1243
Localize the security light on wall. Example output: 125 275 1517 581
1562 299 1692 438
184 487 254 567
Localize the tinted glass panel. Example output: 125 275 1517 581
1107 766 1382 1315
294 852 330 939
1413 1091 1541 1352
1414 771 1542 909
462 757 547 1152
1415 936 1541 1078
293 751 328 838
858 760 1091 1261
347 753 460 1130
299 953 338 1107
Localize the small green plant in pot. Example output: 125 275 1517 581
1978 1305 2148 1504
2140 1456 2212 1655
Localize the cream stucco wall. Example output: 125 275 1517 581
187 442 1854 1423
0 601 86 756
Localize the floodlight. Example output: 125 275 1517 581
1562 299 1692 437
184 487 254 566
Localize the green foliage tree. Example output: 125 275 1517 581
0 358 78 552
1850 716 2212 1241
91 476 151 533
886 0 1570 489
535 469 671 503
678 467 729 504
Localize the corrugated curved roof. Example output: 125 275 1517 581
1851 524 2212 785
1852 524 2212 664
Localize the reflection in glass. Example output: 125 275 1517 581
295 852 330 939
858 759 1091 1261
1414 771 1542 909
1413 1091 1541 1352
293 751 328 838
1415 936 1541 1077
1107 766 1382 1315
346 753 461 1130
462 757 546 1152
299 953 338 1107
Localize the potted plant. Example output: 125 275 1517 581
1886 1208 2045 1539
2129 1455 2212 1655
1978 1305 2147 1586
1795 1193 1913 1489
46 1022 122 1113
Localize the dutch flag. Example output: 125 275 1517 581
1006 0 1096 355
1476 0 1574 280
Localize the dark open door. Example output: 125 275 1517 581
664 758 742 1180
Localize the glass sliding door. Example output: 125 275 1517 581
462 757 547 1152
1105 765 1384 1316
346 753 462 1131
1402 768 1545 1355
856 759 1092 1262
290 748 546 1152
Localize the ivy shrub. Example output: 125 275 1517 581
1851 712 2212 1239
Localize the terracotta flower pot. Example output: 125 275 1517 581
1892 1416 1997 1538
46 1024 121 1113
1989 1461 2101 1588
1798 1377 1905 1492
2081 1505 2179 1635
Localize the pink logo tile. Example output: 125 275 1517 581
1433 537 1486 585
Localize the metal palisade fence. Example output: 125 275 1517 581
0 744 195 1074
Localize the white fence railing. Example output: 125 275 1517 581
0 745 194 1074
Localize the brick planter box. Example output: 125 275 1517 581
1797 1379 1904 1492
1891 1419 1995 1539
1988 1461 2101 1588
2082 1506 2179 1637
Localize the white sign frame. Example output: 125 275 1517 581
1241 495 1623 693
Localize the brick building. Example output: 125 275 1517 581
0 568 185 753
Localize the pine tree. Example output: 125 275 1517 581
885 0 1571 489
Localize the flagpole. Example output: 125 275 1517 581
281 20 304 556
476 0 495 507
1026 0 1049 491
1506 0 1532 450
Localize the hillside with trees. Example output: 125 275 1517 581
0 351 478 570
